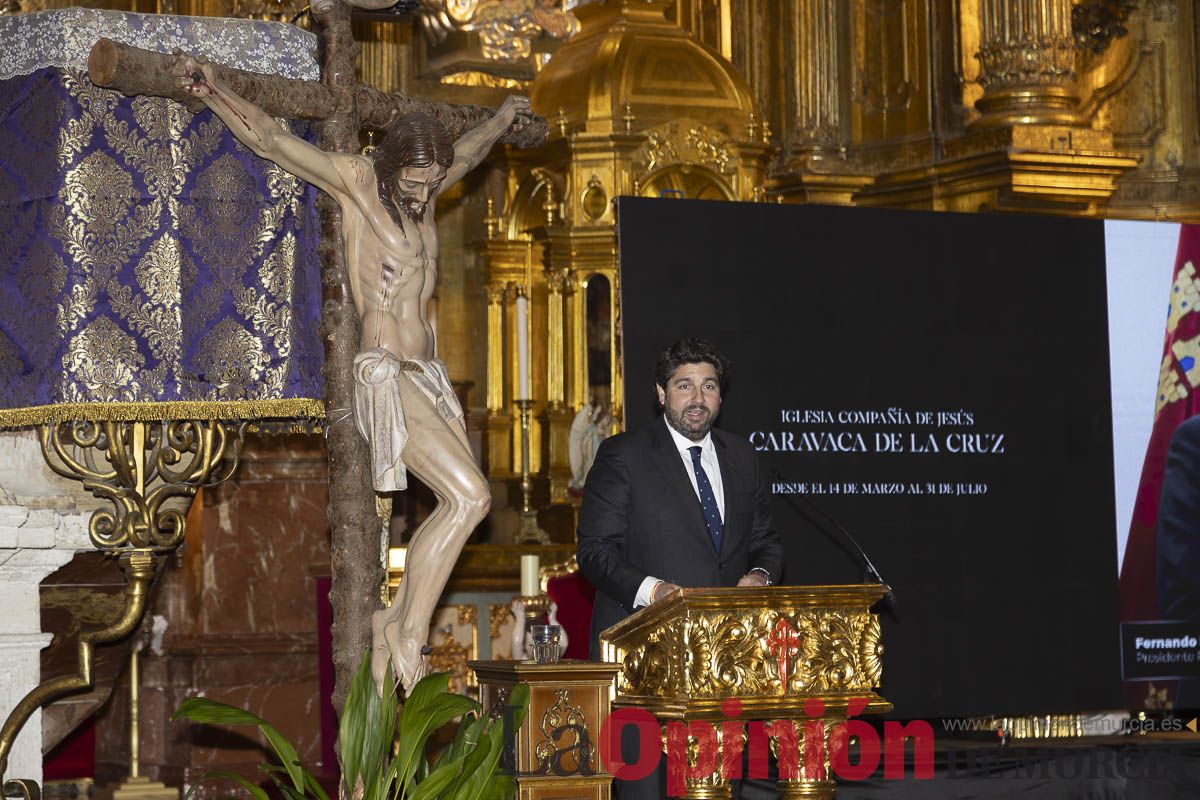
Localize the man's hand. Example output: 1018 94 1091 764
170 50 216 97
497 95 533 134
737 571 768 588
651 580 680 603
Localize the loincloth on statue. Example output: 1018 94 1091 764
352 348 465 492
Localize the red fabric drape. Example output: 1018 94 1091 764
1118 223 1200 624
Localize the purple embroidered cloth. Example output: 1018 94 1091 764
0 67 324 425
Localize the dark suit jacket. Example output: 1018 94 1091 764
1158 414 1200 621
576 416 783 658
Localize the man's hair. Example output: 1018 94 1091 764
374 111 455 183
654 338 730 392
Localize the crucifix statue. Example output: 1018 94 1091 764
86 0 547 706
165 50 529 691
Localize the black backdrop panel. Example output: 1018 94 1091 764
616 196 1121 719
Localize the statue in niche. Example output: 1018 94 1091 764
172 51 531 692
568 386 610 492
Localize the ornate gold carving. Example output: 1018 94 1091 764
428 636 472 690
418 0 579 62
580 175 608 221
685 126 734 174
428 604 481 694
1072 0 1137 55
538 553 578 593
977 0 1076 91
39 419 245 552
853 0 915 117
439 70 530 90
533 688 590 774
637 128 680 174
489 602 513 641
611 590 885 702
634 123 737 178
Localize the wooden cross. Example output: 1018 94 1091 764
86 6 547 713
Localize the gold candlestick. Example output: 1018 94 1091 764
518 594 551 624
515 399 549 544
112 642 178 800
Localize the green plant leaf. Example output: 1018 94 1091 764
445 732 494 800
435 713 485 770
446 683 530 800
173 697 306 794
408 760 461 800
478 774 514 800
394 674 477 796
173 697 267 726
505 684 531 735
304 768 332 800
260 723 306 793
277 783 307 800
455 688 531 800
341 653 400 800
187 770 270 800
338 656 372 795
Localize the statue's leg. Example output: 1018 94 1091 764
371 375 490 691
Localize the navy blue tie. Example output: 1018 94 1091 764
688 445 724 553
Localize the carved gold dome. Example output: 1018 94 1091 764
531 0 760 141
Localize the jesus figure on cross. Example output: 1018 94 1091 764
170 51 530 692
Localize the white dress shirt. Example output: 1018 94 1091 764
634 417 726 607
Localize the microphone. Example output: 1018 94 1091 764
769 467 899 615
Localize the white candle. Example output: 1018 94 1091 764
520 554 540 597
515 294 530 401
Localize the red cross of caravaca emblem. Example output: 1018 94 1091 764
767 616 802 687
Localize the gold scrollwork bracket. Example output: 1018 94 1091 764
39 419 247 552
0 418 247 783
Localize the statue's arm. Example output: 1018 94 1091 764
442 95 533 189
170 51 348 199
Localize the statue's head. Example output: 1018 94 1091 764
374 112 455 225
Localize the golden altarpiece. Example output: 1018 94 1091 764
2 0 1200 790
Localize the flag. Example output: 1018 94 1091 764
1119 223 1200 626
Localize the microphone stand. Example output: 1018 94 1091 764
770 467 900 619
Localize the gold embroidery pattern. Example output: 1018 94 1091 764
194 319 271 400
64 316 144 402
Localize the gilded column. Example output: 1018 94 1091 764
973 0 1081 127
770 0 872 204
486 283 506 413
484 283 514 476
786 0 843 160
567 272 586 410
546 270 566 407
543 269 573 504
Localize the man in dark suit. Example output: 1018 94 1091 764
1159 413 1200 621
576 338 783 797
1158 413 1200 708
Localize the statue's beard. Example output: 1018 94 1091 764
381 189 425 226
399 196 426 224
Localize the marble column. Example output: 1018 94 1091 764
0 431 92 784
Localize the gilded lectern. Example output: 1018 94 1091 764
600 585 891 800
